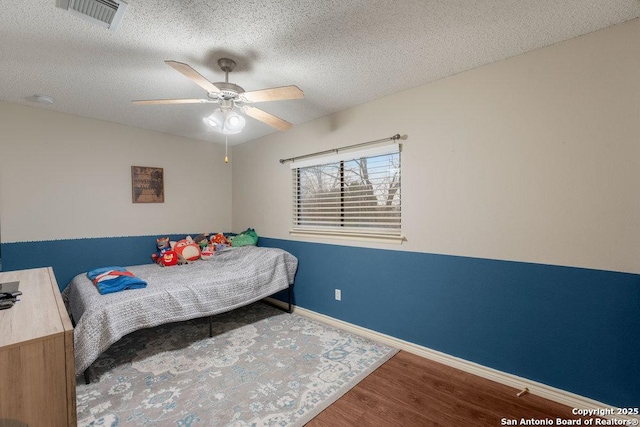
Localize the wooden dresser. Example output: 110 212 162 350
0 267 76 426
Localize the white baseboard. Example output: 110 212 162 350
265 297 639 423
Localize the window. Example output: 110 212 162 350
291 144 402 241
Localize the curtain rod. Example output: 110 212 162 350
279 133 404 164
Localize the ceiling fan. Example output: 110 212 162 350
132 58 303 133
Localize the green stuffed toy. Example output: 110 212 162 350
231 228 259 247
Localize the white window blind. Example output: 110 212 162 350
291 144 401 237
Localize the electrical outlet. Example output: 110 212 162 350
335 289 341 301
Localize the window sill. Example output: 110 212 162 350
289 229 405 245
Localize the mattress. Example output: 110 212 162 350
63 246 298 375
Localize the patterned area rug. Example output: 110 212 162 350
76 302 397 426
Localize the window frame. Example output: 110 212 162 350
289 144 404 244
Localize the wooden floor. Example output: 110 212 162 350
307 351 594 426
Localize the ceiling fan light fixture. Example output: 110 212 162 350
223 110 246 134
227 114 242 127
203 108 246 135
203 111 223 129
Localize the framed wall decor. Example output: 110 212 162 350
131 166 164 203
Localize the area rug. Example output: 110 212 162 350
76 302 397 426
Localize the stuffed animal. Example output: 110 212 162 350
172 236 201 264
211 233 229 245
209 232 232 252
157 250 178 266
193 233 210 250
200 243 215 260
232 228 259 247
151 237 171 265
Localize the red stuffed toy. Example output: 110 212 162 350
211 233 229 245
151 237 178 267
158 250 178 266
173 237 201 264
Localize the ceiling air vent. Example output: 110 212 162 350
56 0 129 31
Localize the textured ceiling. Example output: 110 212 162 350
1 1 639 145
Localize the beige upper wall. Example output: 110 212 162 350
232 18 640 274
0 103 232 242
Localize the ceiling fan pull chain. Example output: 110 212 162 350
225 135 229 164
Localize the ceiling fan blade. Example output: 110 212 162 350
241 85 304 103
132 98 214 105
243 106 293 131
165 60 220 93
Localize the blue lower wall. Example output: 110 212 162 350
259 237 640 408
1 235 638 407
0 235 190 289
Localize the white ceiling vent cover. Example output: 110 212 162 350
56 0 128 31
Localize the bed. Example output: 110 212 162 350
62 245 298 376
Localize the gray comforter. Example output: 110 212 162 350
63 246 298 375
